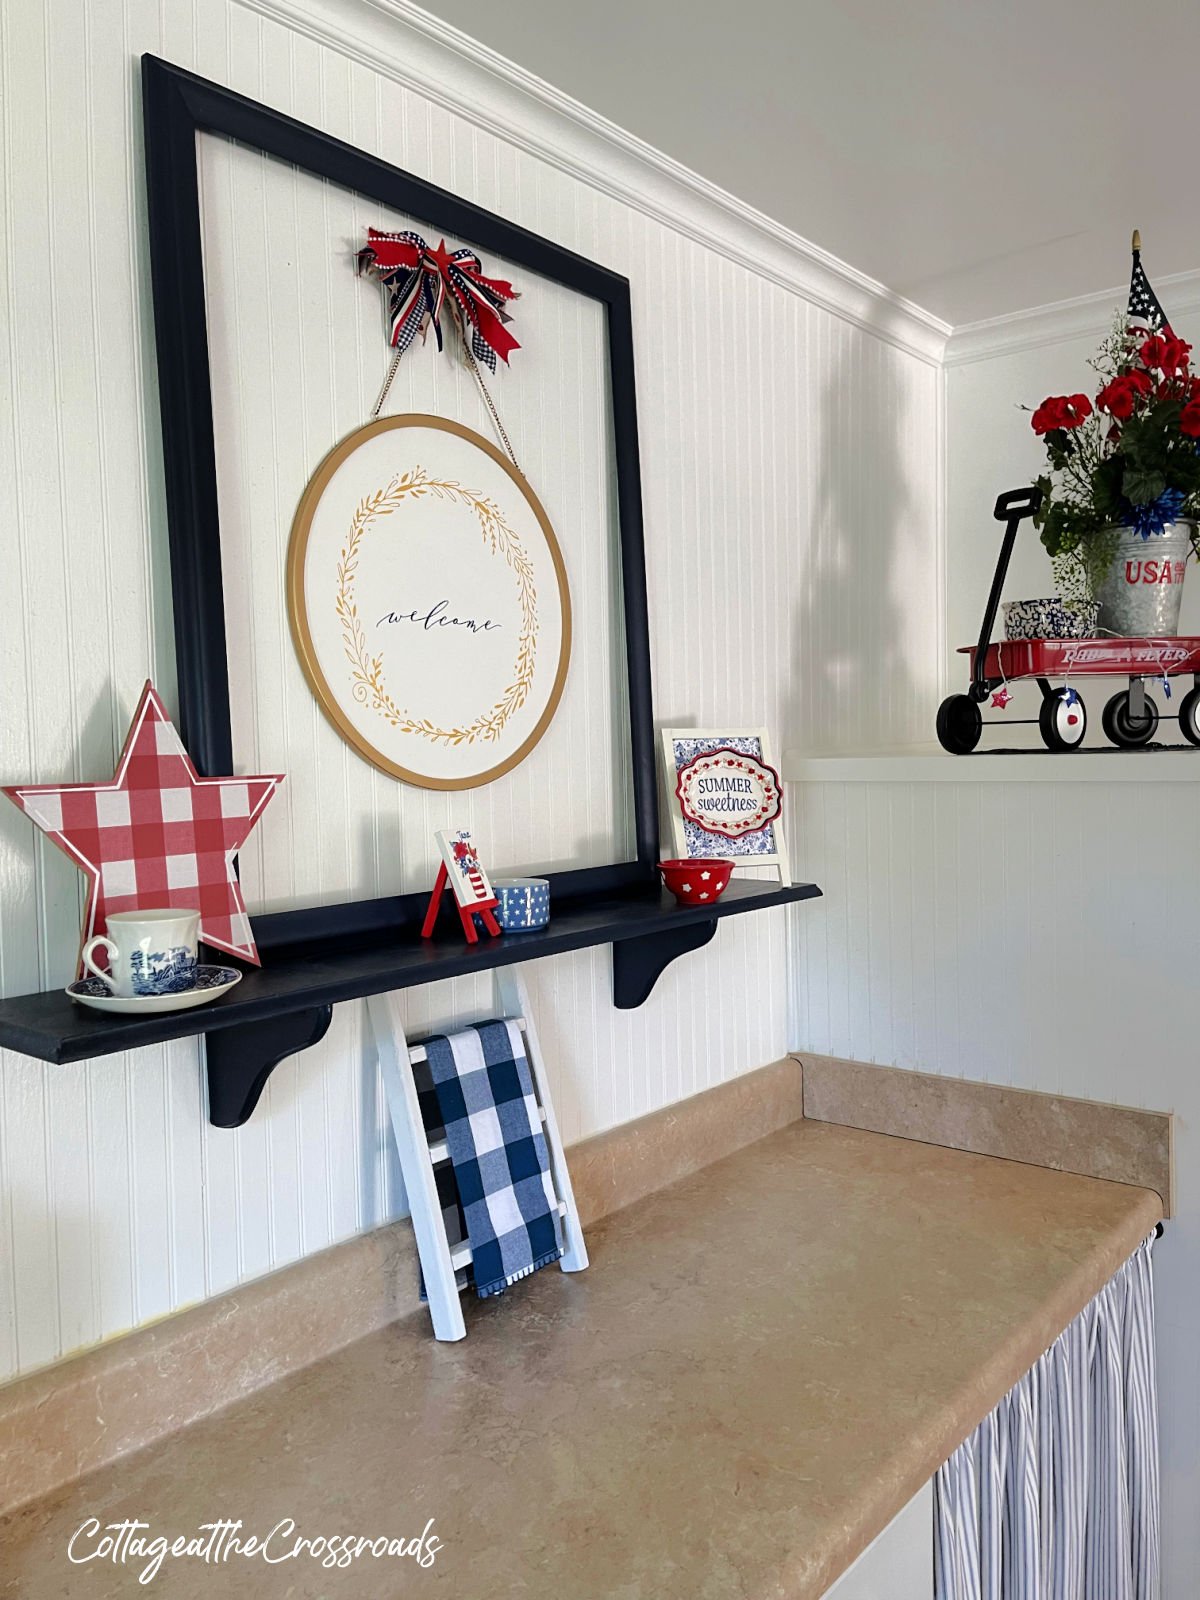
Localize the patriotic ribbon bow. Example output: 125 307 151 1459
357 228 520 373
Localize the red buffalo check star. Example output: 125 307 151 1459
3 682 283 971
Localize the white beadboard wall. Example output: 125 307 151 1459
791 777 1200 1597
0 0 940 1381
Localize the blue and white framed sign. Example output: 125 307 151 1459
659 728 790 885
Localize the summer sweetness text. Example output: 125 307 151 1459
693 774 761 813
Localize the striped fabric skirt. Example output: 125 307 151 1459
935 1234 1158 1600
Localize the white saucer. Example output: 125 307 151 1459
66 965 242 1015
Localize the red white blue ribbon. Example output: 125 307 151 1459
357 228 520 373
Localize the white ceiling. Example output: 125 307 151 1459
430 0 1200 327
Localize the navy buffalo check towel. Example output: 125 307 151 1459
421 1020 563 1299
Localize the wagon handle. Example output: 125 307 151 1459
970 486 1044 699
993 487 1042 522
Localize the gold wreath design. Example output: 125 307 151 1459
334 468 538 746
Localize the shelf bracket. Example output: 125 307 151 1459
204 1005 334 1128
612 920 718 1009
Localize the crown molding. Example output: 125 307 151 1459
945 267 1200 368
230 0 949 365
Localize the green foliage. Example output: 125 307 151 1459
1122 465 1166 507
1033 475 1104 559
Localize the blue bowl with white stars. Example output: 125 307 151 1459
493 878 551 932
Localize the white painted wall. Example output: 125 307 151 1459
0 0 940 1382
792 294 1200 1595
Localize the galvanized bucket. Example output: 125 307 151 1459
1094 522 1196 637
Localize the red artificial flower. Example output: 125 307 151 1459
1162 335 1191 376
1031 393 1091 434
1140 334 1168 370
1180 399 1200 438
1099 369 1155 419
1097 376 1139 420
1138 333 1188 374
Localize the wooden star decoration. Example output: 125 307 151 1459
3 682 283 971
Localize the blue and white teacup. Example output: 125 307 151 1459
493 878 550 932
82 908 200 998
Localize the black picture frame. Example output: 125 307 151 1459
141 54 657 954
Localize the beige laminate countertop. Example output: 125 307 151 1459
0 1121 1162 1600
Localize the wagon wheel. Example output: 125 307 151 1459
1102 689 1159 748
1039 688 1087 752
1179 686 1200 747
936 694 982 754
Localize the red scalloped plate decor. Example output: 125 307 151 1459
673 746 783 841
657 858 734 906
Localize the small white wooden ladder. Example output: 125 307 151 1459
367 967 588 1341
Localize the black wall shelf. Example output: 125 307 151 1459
0 882 820 1127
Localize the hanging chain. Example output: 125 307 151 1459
370 337 524 479
370 345 404 419
462 346 524 479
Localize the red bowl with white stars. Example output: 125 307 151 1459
657 858 734 906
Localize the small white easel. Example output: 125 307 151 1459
367 967 588 1341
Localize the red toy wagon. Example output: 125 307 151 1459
937 487 1200 753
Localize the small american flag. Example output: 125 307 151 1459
1128 229 1173 336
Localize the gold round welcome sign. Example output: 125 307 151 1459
287 415 571 791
